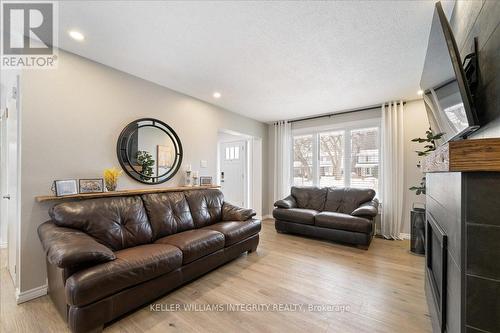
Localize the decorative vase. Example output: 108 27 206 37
103 167 123 192
410 203 426 255
192 171 199 186
105 182 117 192
185 170 192 186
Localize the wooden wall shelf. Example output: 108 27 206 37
35 185 220 203
423 138 500 173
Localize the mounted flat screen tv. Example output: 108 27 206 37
420 2 479 145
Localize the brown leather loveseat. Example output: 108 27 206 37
38 189 260 333
273 186 378 248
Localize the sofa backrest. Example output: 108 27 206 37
141 192 195 239
49 196 152 251
48 189 227 248
323 187 375 214
290 186 328 211
185 189 224 228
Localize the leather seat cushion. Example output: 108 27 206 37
202 220 261 246
155 229 225 264
273 208 318 225
315 211 373 233
65 244 182 307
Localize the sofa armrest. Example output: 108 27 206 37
351 198 379 218
274 195 297 209
222 202 256 221
38 221 115 268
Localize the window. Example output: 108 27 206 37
319 131 344 187
292 125 380 194
350 127 379 191
225 145 240 161
292 134 313 186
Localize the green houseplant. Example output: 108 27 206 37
409 128 444 195
136 151 155 181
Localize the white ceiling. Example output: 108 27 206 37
58 1 455 123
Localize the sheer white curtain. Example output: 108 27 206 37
273 120 292 201
380 101 405 239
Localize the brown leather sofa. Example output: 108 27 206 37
273 186 378 248
38 189 260 333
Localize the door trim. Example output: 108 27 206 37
217 130 262 216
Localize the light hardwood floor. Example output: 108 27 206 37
0 220 431 333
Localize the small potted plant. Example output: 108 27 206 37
103 167 123 192
409 128 444 255
136 151 155 181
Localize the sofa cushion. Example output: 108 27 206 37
291 186 327 211
185 190 224 228
155 229 224 264
65 244 182 306
142 192 195 239
315 211 373 234
273 208 318 225
203 220 261 246
49 196 152 251
323 188 376 214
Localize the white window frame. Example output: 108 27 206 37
290 117 381 190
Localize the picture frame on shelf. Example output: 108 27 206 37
199 176 213 186
54 179 78 197
79 178 104 193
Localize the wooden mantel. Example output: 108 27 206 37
35 185 220 203
422 138 500 173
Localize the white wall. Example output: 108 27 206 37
265 100 430 235
218 132 245 143
19 50 267 292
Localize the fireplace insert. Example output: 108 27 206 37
426 214 448 332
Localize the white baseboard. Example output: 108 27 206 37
0 242 7 249
16 284 48 304
262 214 273 220
399 233 411 240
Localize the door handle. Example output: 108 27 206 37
2 195 10 200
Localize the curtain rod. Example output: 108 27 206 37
287 101 406 124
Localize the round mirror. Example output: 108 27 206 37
117 118 183 184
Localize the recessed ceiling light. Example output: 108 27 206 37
213 92 221 99
68 30 85 41
417 89 424 96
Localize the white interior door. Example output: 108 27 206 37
0 110 7 252
220 141 246 207
1 82 19 283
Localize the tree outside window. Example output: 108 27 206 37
292 126 379 194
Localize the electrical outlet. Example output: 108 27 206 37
200 160 208 168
